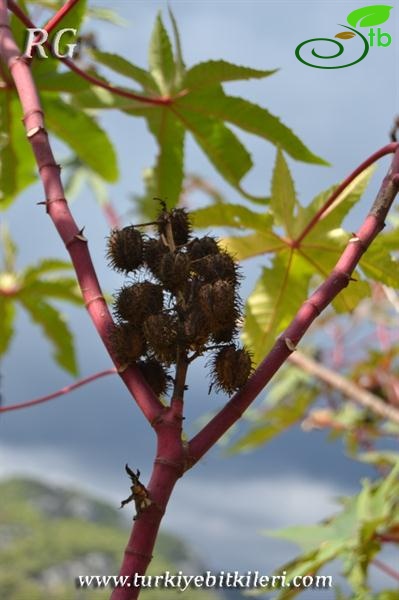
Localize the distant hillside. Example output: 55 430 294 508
0 478 222 600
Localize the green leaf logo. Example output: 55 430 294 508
347 5 392 28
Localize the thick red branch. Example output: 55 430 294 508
189 147 399 464
0 2 164 424
7 0 172 106
0 368 117 413
111 412 186 600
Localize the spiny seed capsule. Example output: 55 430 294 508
158 252 190 293
157 207 191 246
114 282 163 325
212 325 238 344
212 345 252 394
138 358 169 396
106 226 143 273
189 236 220 261
143 313 179 364
194 251 239 284
109 324 145 364
184 310 211 351
143 238 168 279
198 280 236 325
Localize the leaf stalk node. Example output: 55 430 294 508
125 547 153 560
303 300 322 316
85 295 106 309
37 197 67 213
154 457 184 476
8 54 30 69
26 125 47 139
38 162 61 173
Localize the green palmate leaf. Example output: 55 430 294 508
243 251 313 363
191 203 272 231
34 69 91 93
64 164 87 199
0 95 36 210
10 0 29 50
266 524 329 551
262 469 399 599
47 0 87 41
176 88 327 166
149 13 175 95
0 224 17 271
72 13 327 200
0 297 15 357
22 280 83 306
294 165 375 238
173 104 252 191
144 108 185 204
360 238 399 287
132 166 159 220
347 5 393 28
297 244 370 314
222 232 284 260
0 93 16 202
228 388 316 453
168 8 186 88
87 6 128 26
19 295 78 375
42 96 118 182
218 159 374 361
91 50 159 92
183 60 276 89
22 259 73 283
357 451 399 467
270 148 297 236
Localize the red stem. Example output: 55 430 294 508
111 410 186 600
7 0 172 106
102 201 122 229
43 0 81 34
3 4 399 598
0 2 164 425
372 558 399 583
295 142 397 244
189 148 399 463
0 368 117 413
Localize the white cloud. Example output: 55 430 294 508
163 474 343 572
0 442 344 573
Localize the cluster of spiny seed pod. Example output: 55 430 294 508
106 203 252 396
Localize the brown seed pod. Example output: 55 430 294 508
143 313 179 364
106 226 143 273
188 236 220 261
114 282 163 325
212 345 252 394
194 251 239 284
137 358 170 396
157 207 191 246
109 323 145 364
158 251 190 293
183 310 211 351
198 280 236 325
211 324 238 344
143 238 168 279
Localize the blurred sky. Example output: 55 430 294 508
1 1 398 596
